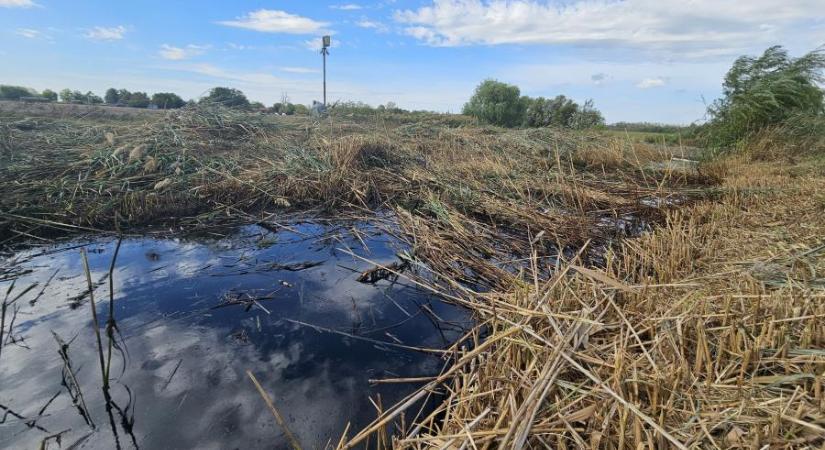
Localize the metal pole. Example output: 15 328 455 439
322 48 328 106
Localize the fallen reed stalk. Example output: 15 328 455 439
246 370 303 450
344 156 825 449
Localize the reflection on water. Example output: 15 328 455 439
0 220 471 449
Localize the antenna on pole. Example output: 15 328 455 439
321 35 331 106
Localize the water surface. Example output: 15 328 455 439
0 220 471 449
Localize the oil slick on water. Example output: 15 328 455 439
0 220 471 449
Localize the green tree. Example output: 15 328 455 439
84 91 103 104
0 85 37 100
200 87 250 108
126 92 150 108
707 45 825 146
151 92 185 109
41 89 58 102
117 89 132 104
570 99 605 129
522 95 603 129
462 79 526 127
104 88 120 105
59 89 74 103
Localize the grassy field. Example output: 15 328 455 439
2 104 824 448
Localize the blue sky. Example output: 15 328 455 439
1 0 823 124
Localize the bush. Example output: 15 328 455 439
462 79 525 127
200 87 250 108
705 45 825 148
126 92 150 108
41 89 58 102
152 92 185 109
0 85 37 100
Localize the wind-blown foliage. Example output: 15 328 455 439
706 45 825 147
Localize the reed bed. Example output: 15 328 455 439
6 105 785 448
0 106 702 247
341 158 825 449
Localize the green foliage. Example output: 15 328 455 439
464 80 604 129
571 99 606 129
151 92 185 109
200 87 250 108
126 91 150 108
59 89 102 104
608 122 690 134
104 88 119 104
41 89 58 102
272 102 298 115
706 45 825 148
462 79 525 127
86 92 103 104
0 85 37 100
332 101 377 116
59 89 74 103
524 95 577 127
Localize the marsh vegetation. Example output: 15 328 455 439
1 45 824 449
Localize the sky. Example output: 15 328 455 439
1 0 823 124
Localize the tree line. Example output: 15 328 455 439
462 79 605 129
0 84 318 115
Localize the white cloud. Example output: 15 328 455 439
15 28 41 38
331 3 362 10
395 0 822 57
227 42 253 51
219 9 330 34
84 25 127 41
356 19 389 33
636 77 666 89
279 66 320 74
0 0 37 7
159 44 209 61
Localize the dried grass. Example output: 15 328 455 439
340 158 825 449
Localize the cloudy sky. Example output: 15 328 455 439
1 0 823 123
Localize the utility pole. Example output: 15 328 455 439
321 35 331 106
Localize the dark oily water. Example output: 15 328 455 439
0 220 471 449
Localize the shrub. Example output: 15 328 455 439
200 87 250 109
126 92 150 108
463 79 526 127
41 89 58 102
151 92 185 109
